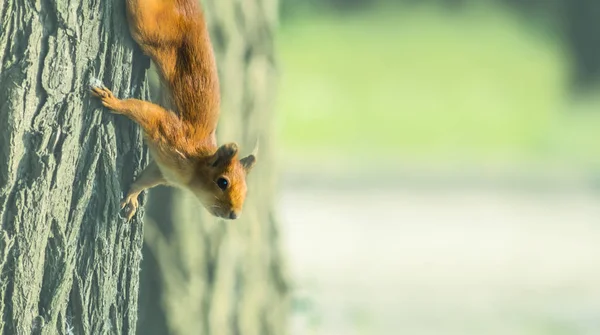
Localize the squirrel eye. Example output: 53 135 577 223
216 177 229 190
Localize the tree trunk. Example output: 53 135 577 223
0 0 150 334
137 0 290 334
563 0 600 91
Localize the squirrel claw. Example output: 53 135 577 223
119 196 138 222
90 86 120 111
90 86 108 97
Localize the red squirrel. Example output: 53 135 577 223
91 0 256 221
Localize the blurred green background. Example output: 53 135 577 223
276 1 600 335
276 0 600 176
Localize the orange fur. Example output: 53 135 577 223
91 0 256 221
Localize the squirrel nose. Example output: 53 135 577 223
229 211 238 220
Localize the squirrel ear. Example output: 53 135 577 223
210 143 238 166
240 154 256 172
219 143 239 158
240 139 258 172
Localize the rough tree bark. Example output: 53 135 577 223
137 0 289 334
0 0 150 334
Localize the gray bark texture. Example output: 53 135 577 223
137 0 290 334
0 0 151 334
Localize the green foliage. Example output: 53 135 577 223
276 4 600 168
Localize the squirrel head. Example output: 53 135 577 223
193 142 257 220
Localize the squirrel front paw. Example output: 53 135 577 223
90 85 122 112
120 194 139 222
